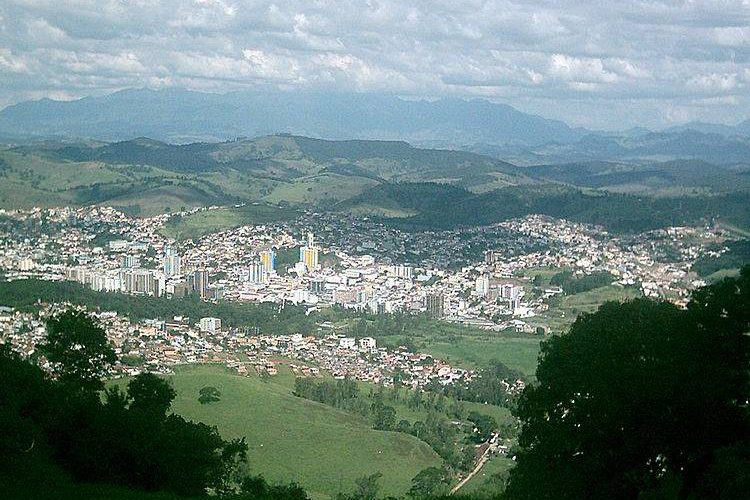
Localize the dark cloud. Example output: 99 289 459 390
0 0 748 129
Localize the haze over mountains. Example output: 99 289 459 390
2 88 749 168
0 88 580 147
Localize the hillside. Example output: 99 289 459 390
0 135 532 215
146 365 442 499
0 88 582 147
343 183 750 233
4 134 748 232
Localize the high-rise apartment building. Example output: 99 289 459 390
426 293 445 318
120 254 140 269
259 249 275 273
299 232 319 272
163 245 182 276
193 269 209 298
248 260 267 283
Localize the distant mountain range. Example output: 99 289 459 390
469 130 750 166
664 120 750 137
2 88 748 167
0 88 582 147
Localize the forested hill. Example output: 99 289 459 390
343 183 750 233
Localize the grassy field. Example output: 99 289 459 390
263 173 378 205
421 336 541 378
537 284 642 332
164 365 440 499
159 204 300 240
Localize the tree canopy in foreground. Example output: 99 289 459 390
506 267 750 499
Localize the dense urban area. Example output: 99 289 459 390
0 203 734 377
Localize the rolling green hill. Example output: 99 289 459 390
159 204 301 240
4 136 748 233
0 135 532 215
158 365 441 499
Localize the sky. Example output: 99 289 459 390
0 0 748 130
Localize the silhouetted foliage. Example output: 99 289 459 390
506 267 750 499
127 373 177 417
230 475 309 500
40 310 116 392
0 310 248 498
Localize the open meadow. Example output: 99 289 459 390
162 365 441 500
159 204 300 240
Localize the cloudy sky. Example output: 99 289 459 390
0 0 748 129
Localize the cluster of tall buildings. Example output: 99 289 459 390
474 275 523 309
390 264 413 279
247 249 276 284
65 243 213 299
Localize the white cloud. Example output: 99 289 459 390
712 26 750 46
548 54 618 83
687 73 739 91
0 0 748 128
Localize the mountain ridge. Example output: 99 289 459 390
0 88 583 147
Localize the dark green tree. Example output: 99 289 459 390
351 472 383 500
236 475 309 500
127 373 176 417
467 411 497 443
198 385 222 405
506 269 750 500
371 402 396 431
408 466 451 497
40 310 116 392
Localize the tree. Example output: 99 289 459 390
408 466 451 497
396 419 412 434
127 373 176 417
371 402 396 431
236 475 309 500
467 411 497 443
198 385 222 405
348 472 383 500
506 270 750 500
40 310 116 392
